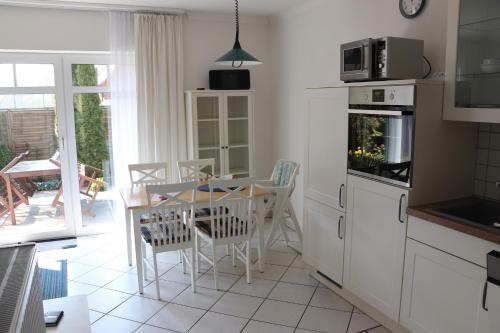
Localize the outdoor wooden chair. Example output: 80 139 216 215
0 151 33 219
49 158 106 217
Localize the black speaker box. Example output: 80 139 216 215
209 70 250 90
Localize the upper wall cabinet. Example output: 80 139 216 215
444 0 500 123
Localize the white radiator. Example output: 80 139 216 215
0 243 45 333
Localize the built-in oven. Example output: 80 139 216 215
348 85 415 188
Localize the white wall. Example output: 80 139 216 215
269 0 450 223
0 5 274 178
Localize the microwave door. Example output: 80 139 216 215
341 39 372 81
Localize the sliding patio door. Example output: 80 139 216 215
0 54 77 243
62 55 118 235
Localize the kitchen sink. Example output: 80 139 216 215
424 197 500 234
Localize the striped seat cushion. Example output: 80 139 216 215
140 223 191 246
195 218 247 238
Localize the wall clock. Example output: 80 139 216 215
399 0 426 18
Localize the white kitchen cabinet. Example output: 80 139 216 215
185 90 254 177
444 0 500 123
344 175 408 321
303 198 345 286
304 87 348 211
400 239 489 333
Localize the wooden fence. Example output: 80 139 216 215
0 108 111 161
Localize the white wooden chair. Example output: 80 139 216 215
177 159 215 183
128 162 169 186
256 160 302 251
195 178 255 290
142 182 198 299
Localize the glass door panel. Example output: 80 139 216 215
228 147 249 177
227 96 248 118
0 55 75 244
197 97 219 119
455 0 500 108
228 119 249 146
65 59 116 234
197 121 220 149
199 149 221 176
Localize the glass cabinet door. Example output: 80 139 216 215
455 0 500 108
226 95 250 177
196 96 222 175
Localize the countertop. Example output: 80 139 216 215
407 202 500 245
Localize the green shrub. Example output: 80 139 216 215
0 144 12 170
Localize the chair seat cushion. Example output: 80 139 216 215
195 218 247 238
140 212 179 224
141 223 190 246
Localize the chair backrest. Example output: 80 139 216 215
177 159 215 183
145 181 198 248
208 177 254 240
128 162 169 186
270 160 300 188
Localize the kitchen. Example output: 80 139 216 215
300 0 500 332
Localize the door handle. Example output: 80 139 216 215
482 282 488 311
337 216 344 240
398 194 406 223
339 184 345 209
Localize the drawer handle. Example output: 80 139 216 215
339 184 345 209
482 282 488 311
398 194 406 223
337 216 344 240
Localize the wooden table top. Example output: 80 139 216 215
120 184 269 210
4 159 60 178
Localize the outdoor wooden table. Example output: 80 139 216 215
119 184 271 294
2 159 60 225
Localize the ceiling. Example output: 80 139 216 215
45 0 306 15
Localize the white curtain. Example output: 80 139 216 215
109 11 138 188
134 13 186 182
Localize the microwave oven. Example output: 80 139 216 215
340 37 424 82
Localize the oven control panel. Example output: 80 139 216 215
348 85 415 106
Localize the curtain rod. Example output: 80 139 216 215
0 0 185 14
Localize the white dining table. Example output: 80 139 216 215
119 184 271 293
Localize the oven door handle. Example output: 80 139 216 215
348 109 410 116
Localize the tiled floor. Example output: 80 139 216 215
38 224 390 333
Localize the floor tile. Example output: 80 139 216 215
104 271 146 294
110 295 166 322
251 264 287 281
91 314 140 333
188 311 248 333
213 256 248 275
368 326 391 333
291 255 307 269
88 310 105 324
211 292 264 318
142 279 189 301
252 299 306 327
67 262 95 280
87 288 131 313
74 267 124 287
131 260 175 277
347 312 380 333
146 303 205 333
135 324 177 332
172 286 223 310
74 250 117 266
102 255 135 272
230 276 277 298
196 271 240 291
280 267 318 286
268 282 315 305
269 240 299 254
160 264 202 284
154 251 183 264
242 320 294 333
310 287 354 312
298 306 351 333
99 242 129 255
265 250 296 266
67 281 99 296
295 329 319 333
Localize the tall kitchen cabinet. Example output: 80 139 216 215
302 87 348 286
344 175 408 322
444 0 500 123
185 90 254 177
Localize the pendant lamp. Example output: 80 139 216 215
215 0 262 68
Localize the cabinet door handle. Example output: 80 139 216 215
337 216 344 240
482 282 488 311
398 194 406 223
339 184 345 209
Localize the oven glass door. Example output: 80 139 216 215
348 112 414 187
